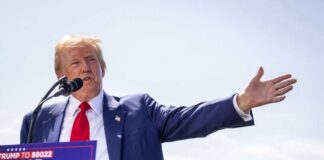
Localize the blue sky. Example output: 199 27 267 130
0 0 323 159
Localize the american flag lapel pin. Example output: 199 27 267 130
115 115 121 122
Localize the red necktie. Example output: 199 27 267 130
70 102 91 141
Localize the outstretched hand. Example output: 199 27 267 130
237 67 297 113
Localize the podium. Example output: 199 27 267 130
0 141 96 160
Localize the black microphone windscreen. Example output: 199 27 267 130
71 78 83 92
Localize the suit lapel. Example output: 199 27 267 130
42 100 68 142
103 93 125 160
40 93 126 159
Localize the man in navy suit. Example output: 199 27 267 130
20 35 297 160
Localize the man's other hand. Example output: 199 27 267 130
237 67 297 113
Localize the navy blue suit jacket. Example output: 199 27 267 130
20 93 254 160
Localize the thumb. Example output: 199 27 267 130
253 66 264 81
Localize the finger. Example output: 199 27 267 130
271 74 292 84
275 85 293 96
253 67 264 81
272 96 286 103
274 78 297 90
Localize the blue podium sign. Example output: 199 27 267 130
0 141 96 160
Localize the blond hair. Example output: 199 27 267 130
54 35 107 76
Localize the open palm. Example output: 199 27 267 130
238 67 297 112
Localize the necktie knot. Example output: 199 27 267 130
79 102 91 111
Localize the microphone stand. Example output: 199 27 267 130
27 76 67 143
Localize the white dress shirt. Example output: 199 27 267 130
59 91 252 160
59 90 109 160
233 94 253 121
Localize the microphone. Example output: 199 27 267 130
53 78 83 97
27 77 83 143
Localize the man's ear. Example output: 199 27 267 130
102 69 105 77
101 66 106 77
56 71 64 79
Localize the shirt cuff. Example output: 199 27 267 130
232 94 253 122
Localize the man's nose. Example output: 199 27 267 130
81 61 91 73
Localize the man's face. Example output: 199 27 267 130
60 46 104 100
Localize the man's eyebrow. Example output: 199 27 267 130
69 57 79 61
85 55 96 59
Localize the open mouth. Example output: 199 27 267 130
82 76 92 81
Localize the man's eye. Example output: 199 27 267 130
89 58 96 62
71 61 79 65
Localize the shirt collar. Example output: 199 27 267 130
68 90 104 116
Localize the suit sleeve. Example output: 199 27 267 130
20 113 31 144
143 94 254 142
